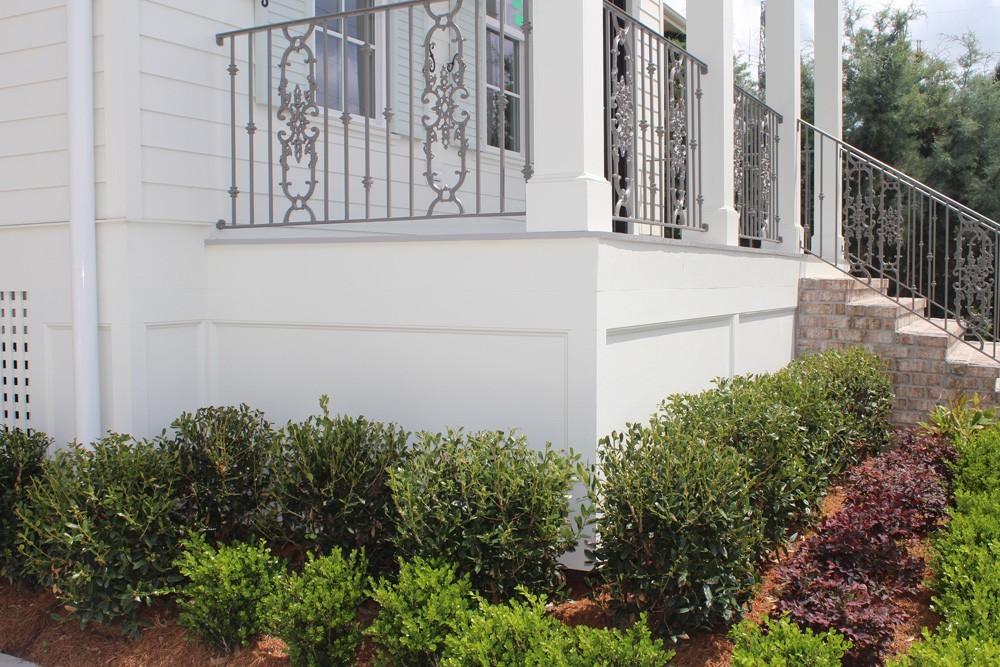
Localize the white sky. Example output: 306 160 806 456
665 0 1000 69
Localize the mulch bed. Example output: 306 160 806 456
0 478 942 666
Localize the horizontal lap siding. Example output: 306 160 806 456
139 0 253 223
0 2 69 225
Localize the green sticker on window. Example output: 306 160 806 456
515 14 524 26
512 0 522 8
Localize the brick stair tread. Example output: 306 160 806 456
849 293 928 310
898 318 964 337
948 341 1000 368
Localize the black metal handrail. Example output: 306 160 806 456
801 118 1000 362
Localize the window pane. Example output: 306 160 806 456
346 0 375 43
487 31 501 87
504 93 520 151
487 89 520 152
507 0 525 28
487 89 501 148
346 41 375 117
503 37 519 94
487 0 499 19
316 0 341 15
318 33 343 110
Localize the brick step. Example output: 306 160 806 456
796 273 1000 427
846 294 928 329
947 340 1000 368
898 318 965 356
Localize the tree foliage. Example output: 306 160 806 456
840 3 1000 221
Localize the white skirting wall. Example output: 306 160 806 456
0 221 801 463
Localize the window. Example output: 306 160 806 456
486 0 525 151
315 0 377 117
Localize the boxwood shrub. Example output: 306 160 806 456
161 404 278 544
390 429 583 602
268 548 367 667
272 396 409 574
888 631 1000 667
440 594 672 667
366 557 479 667
729 616 852 667
175 536 284 653
0 426 50 580
591 419 761 637
17 435 184 636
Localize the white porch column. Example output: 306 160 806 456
766 0 803 253
814 0 844 264
67 0 102 444
525 0 612 233
687 0 739 246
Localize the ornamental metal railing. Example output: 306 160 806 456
604 3 706 236
215 0 532 229
734 85 781 244
801 119 1000 361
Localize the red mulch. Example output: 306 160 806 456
0 583 285 667
0 481 941 667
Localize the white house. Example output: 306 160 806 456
3 0 996 469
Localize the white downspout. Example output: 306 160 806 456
67 0 102 444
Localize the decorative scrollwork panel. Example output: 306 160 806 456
421 0 470 215
276 25 321 224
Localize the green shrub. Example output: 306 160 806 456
16 436 184 636
937 489 1000 549
931 540 1000 640
660 374 822 550
570 618 674 667
441 594 671 667
268 548 367 667
272 397 408 573
440 593 572 667
729 616 852 667
0 427 50 580
919 393 997 443
174 536 283 652
391 429 583 602
888 630 1000 666
162 405 278 544
591 419 761 637
779 347 894 461
366 558 479 667
951 426 1000 494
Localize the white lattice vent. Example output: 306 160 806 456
1 291 31 431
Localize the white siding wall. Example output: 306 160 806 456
636 0 663 31
138 1 254 224
0 2 69 226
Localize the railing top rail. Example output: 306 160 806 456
216 0 433 44
799 118 1000 232
604 2 708 74
734 84 783 123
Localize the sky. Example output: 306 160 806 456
664 0 1000 70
